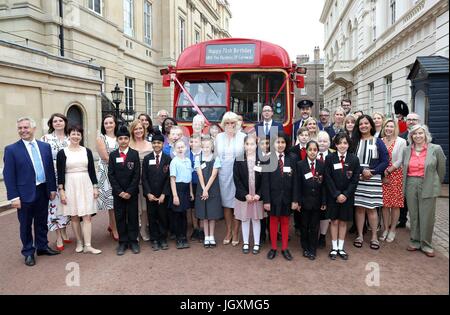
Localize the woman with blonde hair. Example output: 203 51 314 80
372 112 386 138
380 119 407 243
215 112 246 245
129 120 153 241
403 125 446 257
304 117 319 141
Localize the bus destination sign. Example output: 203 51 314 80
205 44 256 65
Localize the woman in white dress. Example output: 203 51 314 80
41 113 71 251
129 119 153 241
96 114 119 241
215 112 246 245
57 125 101 254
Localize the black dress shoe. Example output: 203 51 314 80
160 240 169 250
37 248 60 256
151 240 160 251
303 250 310 258
130 243 140 254
396 222 406 228
308 254 316 260
267 249 277 260
116 243 127 256
281 249 293 261
25 255 35 266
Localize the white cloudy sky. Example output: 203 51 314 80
228 0 325 62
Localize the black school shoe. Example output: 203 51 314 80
160 240 169 250
281 249 293 261
176 240 184 249
182 239 190 249
151 240 160 251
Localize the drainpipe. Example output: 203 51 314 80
59 0 64 56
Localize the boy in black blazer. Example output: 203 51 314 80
294 140 327 260
142 131 172 251
108 126 141 256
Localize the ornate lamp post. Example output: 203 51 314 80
111 83 124 122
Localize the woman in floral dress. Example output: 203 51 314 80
41 113 71 250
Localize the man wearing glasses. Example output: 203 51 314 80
400 113 421 144
319 108 331 128
255 104 283 137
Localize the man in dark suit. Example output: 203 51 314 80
255 105 283 137
293 100 324 140
142 131 172 251
108 126 141 256
3 117 60 266
398 112 421 228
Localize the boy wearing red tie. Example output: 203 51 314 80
108 125 141 256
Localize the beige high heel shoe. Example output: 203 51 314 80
83 244 102 255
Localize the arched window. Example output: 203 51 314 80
67 105 85 146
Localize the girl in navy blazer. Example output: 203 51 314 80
262 132 297 261
294 140 327 260
325 133 360 260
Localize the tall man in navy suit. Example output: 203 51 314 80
3 117 60 266
255 105 284 137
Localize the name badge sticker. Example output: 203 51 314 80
254 166 262 173
201 163 207 170
283 166 292 173
334 163 343 170
116 157 124 163
304 172 313 180
149 160 156 165
368 145 377 151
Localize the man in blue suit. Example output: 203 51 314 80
255 105 283 137
3 117 60 266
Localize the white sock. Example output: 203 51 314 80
210 236 215 242
332 240 338 250
241 220 250 244
338 240 344 250
252 219 261 246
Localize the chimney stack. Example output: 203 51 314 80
297 54 309 65
314 46 320 62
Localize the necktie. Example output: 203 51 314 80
120 151 127 165
265 123 269 136
29 142 45 183
311 162 316 176
278 154 284 176
340 155 345 173
155 154 160 169
319 153 324 163
300 147 307 160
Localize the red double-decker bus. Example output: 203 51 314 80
160 38 305 135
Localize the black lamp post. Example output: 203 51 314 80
111 83 124 122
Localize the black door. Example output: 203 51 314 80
67 105 84 146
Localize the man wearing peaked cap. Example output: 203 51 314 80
394 100 409 134
293 100 323 140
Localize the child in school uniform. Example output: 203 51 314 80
169 140 194 249
108 126 141 256
317 130 336 249
262 132 298 261
294 140 327 260
258 136 271 244
189 134 204 242
195 137 223 248
233 135 265 255
325 132 360 260
142 131 172 251
290 127 310 236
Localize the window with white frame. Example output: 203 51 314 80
385 75 393 116
369 83 374 114
195 30 201 44
371 4 377 42
88 0 102 15
390 0 396 25
300 87 308 96
144 1 152 46
145 82 153 116
100 67 105 93
179 17 186 54
124 0 134 37
125 77 135 112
